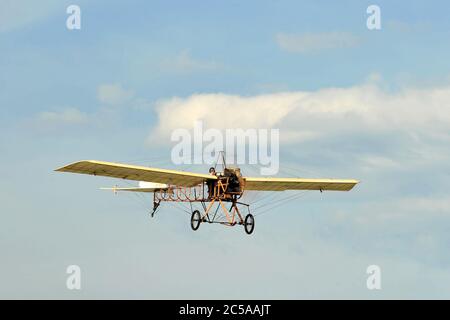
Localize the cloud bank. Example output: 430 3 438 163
149 82 450 150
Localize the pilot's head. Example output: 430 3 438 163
209 167 216 175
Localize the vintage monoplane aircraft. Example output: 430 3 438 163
55 159 358 235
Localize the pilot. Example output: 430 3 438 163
207 167 216 199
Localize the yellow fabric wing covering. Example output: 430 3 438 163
55 160 217 187
243 177 359 191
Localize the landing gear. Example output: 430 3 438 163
191 210 201 231
188 201 253 234
244 213 255 235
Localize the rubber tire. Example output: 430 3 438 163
244 214 255 235
191 210 201 231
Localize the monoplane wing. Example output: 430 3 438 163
55 160 217 187
243 177 358 191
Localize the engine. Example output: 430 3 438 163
223 167 244 193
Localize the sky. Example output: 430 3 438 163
1 0 450 299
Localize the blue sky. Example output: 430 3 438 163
1 0 450 299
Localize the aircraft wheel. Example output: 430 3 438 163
191 210 201 231
244 214 255 235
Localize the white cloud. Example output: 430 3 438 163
386 20 431 33
0 0 60 33
97 84 135 105
37 107 89 125
149 82 450 148
396 196 450 214
358 155 400 170
276 32 360 53
32 84 148 133
149 92 300 144
161 50 220 73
